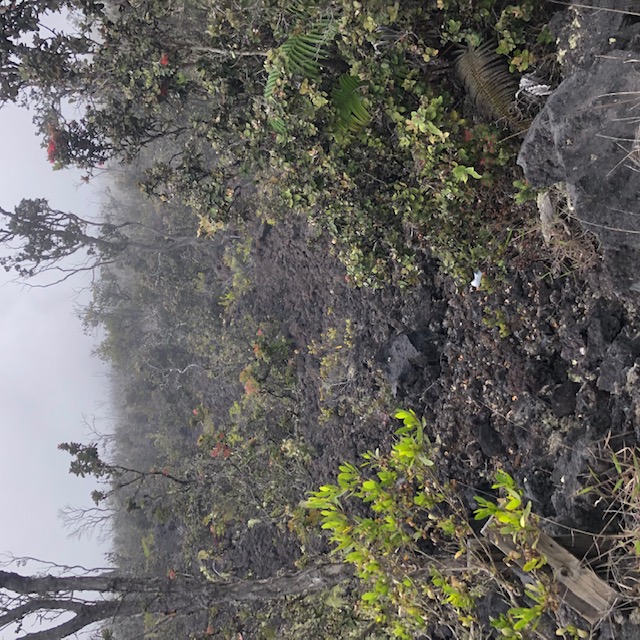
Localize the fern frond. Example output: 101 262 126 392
286 2 312 19
280 33 328 79
454 42 519 125
264 20 336 100
268 117 287 135
264 67 280 99
285 2 327 20
332 74 371 133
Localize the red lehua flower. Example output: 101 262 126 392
159 52 169 66
47 139 57 164
193 408 199 416
256 328 264 337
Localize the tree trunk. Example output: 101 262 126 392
0 563 353 640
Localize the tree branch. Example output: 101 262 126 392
19 600 137 640
0 598 87 628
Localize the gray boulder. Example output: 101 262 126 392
519 50 640 292
518 0 640 293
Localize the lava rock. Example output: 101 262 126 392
598 334 638 393
549 380 580 418
518 50 640 293
381 333 422 397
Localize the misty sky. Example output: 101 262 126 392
0 104 110 571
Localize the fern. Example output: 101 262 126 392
454 42 519 125
280 33 327 79
268 117 287 135
264 21 334 100
285 2 322 20
263 19 370 137
264 67 280 100
332 74 371 133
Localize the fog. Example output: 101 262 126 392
0 104 110 570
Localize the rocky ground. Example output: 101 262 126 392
247 208 638 630
233 2 640 637
199 3 640 637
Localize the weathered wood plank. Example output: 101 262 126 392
480 519 620 624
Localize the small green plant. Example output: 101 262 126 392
482 307 511 338
306 409 473 636
474 470 558 639
491 579 556 638
306 409 567 637
220 236 253 310
557 623 589 639
475 469 543 556
513 178 538 205
306 320 358 416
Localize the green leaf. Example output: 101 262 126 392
505 496 521 511
345 551 363 563
361 479 379 493
452 164 483 183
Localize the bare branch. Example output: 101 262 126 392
0 598 88 629
19 600 135 640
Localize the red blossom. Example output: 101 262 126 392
159 52 169 66
46 124 59 164
47 139 57 164
256 328 264 337
193 408 199 416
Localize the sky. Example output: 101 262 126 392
0 103 111 572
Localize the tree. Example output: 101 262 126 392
0 0 276 171
0 562 352 639
0 198 199 283
0 0 103 106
